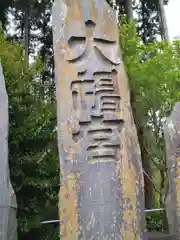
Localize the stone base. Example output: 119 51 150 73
145 232 177 240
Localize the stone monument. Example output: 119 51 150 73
0 62 17 240
164 102 180 238
52 0 145 239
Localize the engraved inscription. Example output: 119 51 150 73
53 0 145 238
69 21 124 164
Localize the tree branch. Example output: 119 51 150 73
143 169 162 196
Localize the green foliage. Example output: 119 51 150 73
0 0 13 28
146 212 165 232
0 27 59 239
0 0 177 237
120 19 180 230
120 18 180 172
120 19 180 119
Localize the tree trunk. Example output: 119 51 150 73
130 91 154 209
124 0 133 22
24 2 29 69
122 2 154 208
139 128 154 209
158 0 169 41
164 103 180 235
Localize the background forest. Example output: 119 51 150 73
0 0 180 239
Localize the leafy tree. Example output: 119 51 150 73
35 0 54 99
0 28 59 239
8 0 55 99
120 18 180 224
109 0 169 43
114 0 170 209
0 0 13 29
0 0 176 236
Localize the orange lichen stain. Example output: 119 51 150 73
60 174 78 240
95 0 118 43
88 0 98 24
59 48 77 76
66 147 74 161
65 0 82 14
175 157 180 222
115 110 124 122
57 43 77 106
118 147 140 239
67 120 72 133
64 0 84 33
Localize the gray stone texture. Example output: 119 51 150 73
0 62 17 240
164 102 180 239
52 0 145 239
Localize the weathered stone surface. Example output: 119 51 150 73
52 0 145 239
0 62 17 240
145 232 176 240
164 102 180 238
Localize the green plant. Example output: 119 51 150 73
0 25 59 239
146 212 165 232
120 18 180 221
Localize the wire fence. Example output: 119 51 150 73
40 208 165 225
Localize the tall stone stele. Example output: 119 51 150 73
164 102 180 238
52 0 145 239
0 62 17 240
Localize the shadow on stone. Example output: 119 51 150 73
145 232 177 240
